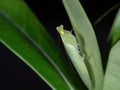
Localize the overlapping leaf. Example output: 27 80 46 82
0 0 86 89
62 0 104 90
103 9 120 90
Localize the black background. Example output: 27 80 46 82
0 0 120 89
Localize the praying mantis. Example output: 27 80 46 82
56 25 91 89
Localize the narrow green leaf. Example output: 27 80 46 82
0 0 87 89
62 0 104 90
107 9 120 49
0 12 69 90
103 40 120 90
94 3 120 25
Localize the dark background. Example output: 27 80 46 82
0 0 119 89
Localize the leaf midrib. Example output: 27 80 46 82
0 9 75 90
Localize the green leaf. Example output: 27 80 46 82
103 8 120 90
107 9 120 49
103 40 120 90
0 0 86 89
94 3 120 25
0 14 68 89
62 0 104 90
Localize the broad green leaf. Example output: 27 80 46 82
107 9 120 49
0 14 68 89
62 0 104 90
103 40 120 90
0 0 86 89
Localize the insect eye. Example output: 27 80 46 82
60 30 64 35
56 25 64 35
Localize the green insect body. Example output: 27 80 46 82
56 25 91 89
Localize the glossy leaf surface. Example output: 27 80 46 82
0 0 86 89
